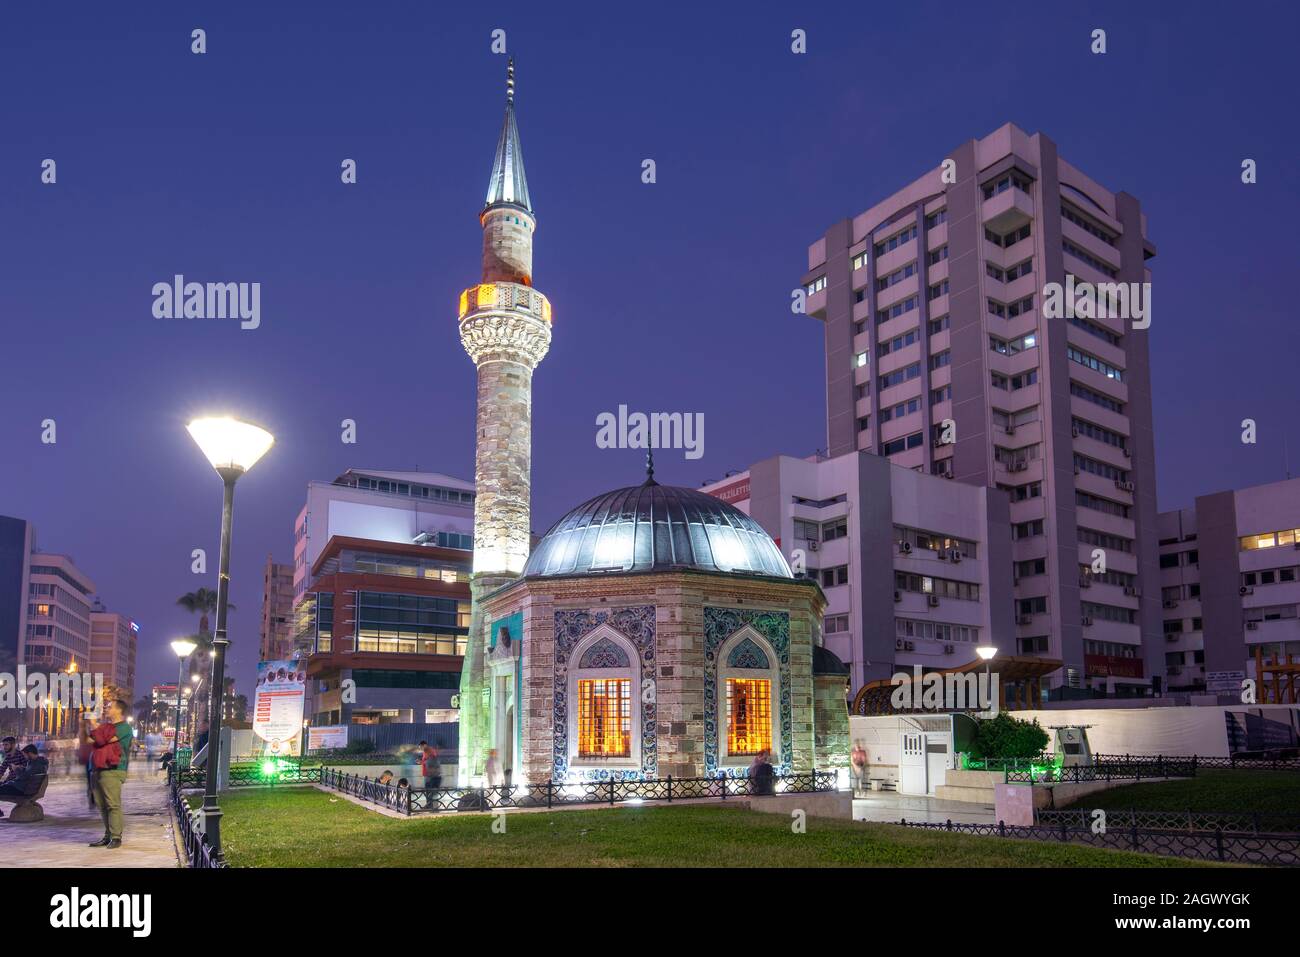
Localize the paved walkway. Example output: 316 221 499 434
852 791 996 825
0 764 180 867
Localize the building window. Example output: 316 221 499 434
806 275 826 295
726 678 772 757
577 679 631 758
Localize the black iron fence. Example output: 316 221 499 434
897 818 1300 866
1036 808 1300 834
172 762 323 789
1092 754 1300 771
1004 756 1198 784
318 767 838 816
167 769 226 869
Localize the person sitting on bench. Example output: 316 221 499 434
0 745 48 818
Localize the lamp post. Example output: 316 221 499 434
186 415 274 859
976 645 998 712
170 639 197 760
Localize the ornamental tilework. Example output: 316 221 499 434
726 636 771 670
552 606 656 782
703 608 792 777
577 636 631 669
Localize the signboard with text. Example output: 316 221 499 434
252 660 306 756
307 724 349 751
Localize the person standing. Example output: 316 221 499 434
86 697 133 849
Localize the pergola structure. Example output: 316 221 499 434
1254 647 1300 704
851 654 1063 716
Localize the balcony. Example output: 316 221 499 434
982 187 1034 233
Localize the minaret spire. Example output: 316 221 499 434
485 56 531 213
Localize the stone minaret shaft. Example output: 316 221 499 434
457 59 551 783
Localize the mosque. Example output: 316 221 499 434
455 61 850 785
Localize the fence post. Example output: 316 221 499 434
1130 824 1138 850
546 781 553 809
1158 754 1164 777
667 775 673 802
721 774 727 800
1061 819 1068 842
998 820 1005 837
1215 826 1225 862
609 779 615 806
946 819 952 832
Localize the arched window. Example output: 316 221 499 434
717 631 779 766
567 629 640 769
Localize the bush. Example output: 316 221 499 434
968 713 1048 760
342 738 377 755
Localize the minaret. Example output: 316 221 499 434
457 58 552 784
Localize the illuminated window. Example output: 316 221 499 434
35 603 51 616
577 679 631 757
726 678 772 756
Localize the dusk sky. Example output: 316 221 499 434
2 1 1297 697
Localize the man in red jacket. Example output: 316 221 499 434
83 697 133 848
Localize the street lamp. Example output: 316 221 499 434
186 415 274 859
170 639 197 757
976 645 998 711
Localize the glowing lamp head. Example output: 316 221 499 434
976 645 998 661
187 417 275 476
171 638 198 659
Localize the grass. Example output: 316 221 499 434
1059 769 1300 815
190 788 1216 868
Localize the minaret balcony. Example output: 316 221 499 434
458 281 551 326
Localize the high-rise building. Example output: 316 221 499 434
802 123 1160 696
702 451 1021 696
258 555 294 662
89 604 138 700
1159 476 1300 698
456 59 553 781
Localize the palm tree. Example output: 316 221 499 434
175 588 233 636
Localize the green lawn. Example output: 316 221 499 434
191 788 1216 868
1059 769 1300 815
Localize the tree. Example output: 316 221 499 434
969 712 1049 760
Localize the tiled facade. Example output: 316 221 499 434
479 569 844 784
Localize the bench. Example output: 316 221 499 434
0 774 49 822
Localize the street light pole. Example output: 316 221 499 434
186 415 274 862
200 471 238 857
169 639 197 771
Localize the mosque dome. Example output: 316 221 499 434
522 474 792 580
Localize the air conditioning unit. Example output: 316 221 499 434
899 541 913 554
937 549 949 561
1016 615 1032 625
808 540 819 551
1124 586 1140 597
944 643 955 654
1162 599 1178 609
1115 480 1135 492
1122 448 1131 458
1240 586 1254 596
895 638 905 650
1079 576 1092 588
1165 632 1179 641
1082 616 1094 626
1010 461 1028 472
1073 465 1081 475
904 640 915 651
894 590 902 603
948 548 963 562
927 595 941 607
1246 621 1259 631
944 472 955 480
1005 425 1016 435
1071 426 1080 438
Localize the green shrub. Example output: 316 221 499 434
969 712 1049 759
